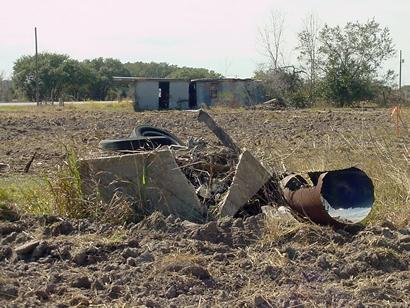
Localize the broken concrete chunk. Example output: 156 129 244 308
219 150 271 217
79 150 206 223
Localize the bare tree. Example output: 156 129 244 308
258 11 285 70
297 14 321 104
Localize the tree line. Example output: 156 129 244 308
256 15 398 107
10 56 222 102
6 17 399 106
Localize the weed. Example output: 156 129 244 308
47 145 87 218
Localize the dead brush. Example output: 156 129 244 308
364 135 410 226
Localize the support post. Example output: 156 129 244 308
35 27 39 106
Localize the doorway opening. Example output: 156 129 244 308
189 82 197 109
158 82 170 109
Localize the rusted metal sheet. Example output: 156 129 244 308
281 167 374 226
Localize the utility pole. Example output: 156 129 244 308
35 27 39 106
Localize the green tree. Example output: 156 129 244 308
124 61 176 78
13 53 72 101
167 67 222 79
318 19 395 106
124 61 223 79
84 58 130 100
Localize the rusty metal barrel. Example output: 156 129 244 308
280 167 374 226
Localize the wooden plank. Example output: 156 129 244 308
197 110 241 154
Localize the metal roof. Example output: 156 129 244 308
191 78 256 82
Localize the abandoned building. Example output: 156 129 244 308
114 77 190 110
114 77 265 111
191 78 264 108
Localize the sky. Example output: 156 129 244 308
0 0 409 84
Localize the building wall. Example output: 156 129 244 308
131 79 263 111
133 80 190 111
402 86 410 101
169 81 190 109
134 81 159 110
195 82 213 106
195 80 264 107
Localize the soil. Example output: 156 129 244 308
1 212 409 307
1 106 409 306
0 107 399 176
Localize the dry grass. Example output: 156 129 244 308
245 107 410 227
156 252 205 268
1 104 408 227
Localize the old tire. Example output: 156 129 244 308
129 125 183 146
99 136 178 151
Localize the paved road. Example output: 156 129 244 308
0 101 117 107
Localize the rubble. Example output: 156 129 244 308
84 110 374 227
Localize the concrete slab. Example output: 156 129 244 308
79 150 205 223
219 150 272 217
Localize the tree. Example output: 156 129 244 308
318 19 395 106
124 61 176 78
256 11 310 106
258 11 285 70
84 58 130 100
124 61 223 79
12 54 224 101
13 53 73 101
166 67 222 79
297 14 321 105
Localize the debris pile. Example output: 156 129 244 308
85 110 374 228
247 98 286 111
174 146 238 211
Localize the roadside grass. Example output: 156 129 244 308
0 100 133 113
